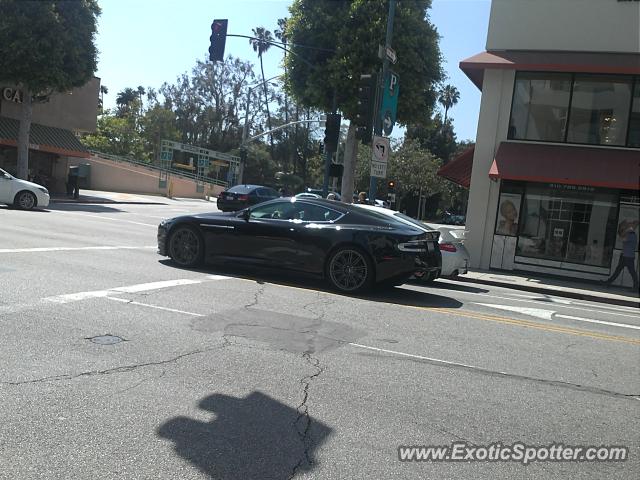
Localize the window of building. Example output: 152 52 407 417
508 73 572 142
516 184 618 267
509 72 639 148
567 75 633 146
627 79 640 147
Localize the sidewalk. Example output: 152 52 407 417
453 270 639 308
51 190 217 205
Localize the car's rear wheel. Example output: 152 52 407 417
326 246 374 293
14 191 36 210
169 226 203 267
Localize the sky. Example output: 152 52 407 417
95 0 491 143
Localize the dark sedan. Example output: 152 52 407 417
158 198 441 293
216 184 280 212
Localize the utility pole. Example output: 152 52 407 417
369 0 396 202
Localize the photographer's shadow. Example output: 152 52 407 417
158 391 331 479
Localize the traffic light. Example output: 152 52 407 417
323 113 341 153
354 73 377 144
387 180 395 192
329 164 344 178
209 19 228 62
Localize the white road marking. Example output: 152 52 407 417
51 210 157 227
44 278 211 304
106 297 205 316
554 314 640 331
433 285 639 319
474 303 555 320
348 342 496 371
475 302 640 331
0 246 155 254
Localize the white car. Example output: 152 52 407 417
0 168 50 210
354 204 470 282
423 223 470 278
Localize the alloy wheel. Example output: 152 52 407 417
17 192 35 210
169 228 201 266
329 249 369 292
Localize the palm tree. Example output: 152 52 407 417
116 87 138 117
438 84 460 125
136 85 146 117
99 85 108 111
249 27 275 156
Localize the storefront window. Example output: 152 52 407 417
627 80 640 147
509 73 572 142
516 184 618 267
567 75 633 146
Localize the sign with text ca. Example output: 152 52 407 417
379 71 399 136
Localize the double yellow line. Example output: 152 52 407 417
410 306 640 346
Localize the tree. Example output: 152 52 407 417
116 87 139 117
100 84 108 111
438 84 460 125
285 0 442 201
136 85 146 118
249 27 275 157
0 0 100 179
405 113 457 162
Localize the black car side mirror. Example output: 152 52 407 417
240 209 251 221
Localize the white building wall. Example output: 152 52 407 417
487 0 640 54
465 69 515 269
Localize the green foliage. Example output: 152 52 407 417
82 112 145 160
285 0 442 123
405 113 457 162
0 0 100 94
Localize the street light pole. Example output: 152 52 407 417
238 74 283 184
369 0 396 203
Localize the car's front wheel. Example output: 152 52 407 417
168 226 203 267
326 246 374 293
14 191 36 210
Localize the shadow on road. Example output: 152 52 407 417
415 280 490 294
159 260 464 310
157 391 331 479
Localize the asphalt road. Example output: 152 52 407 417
1 200 638 479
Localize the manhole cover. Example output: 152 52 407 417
88 335 125 345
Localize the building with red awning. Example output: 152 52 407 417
460 0 640 287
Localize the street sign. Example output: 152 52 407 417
385 46 397 64
372 135 390 163
379 71 399 136
370 161 387 178
370 135 390 178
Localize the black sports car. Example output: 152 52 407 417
216 184 280 212
158 198 441 293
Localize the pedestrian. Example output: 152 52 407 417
357 192 368 204
326 193 337 201
278 187 286 197
604 226 638 291
68 168 80 199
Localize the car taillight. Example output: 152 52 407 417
439 242 457 253
238 194 249 201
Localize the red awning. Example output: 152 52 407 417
489 142 640 190
460 50 640 90
437 146 474 189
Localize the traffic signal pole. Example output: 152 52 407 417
369 0 396 204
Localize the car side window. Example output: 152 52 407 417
249 202 297 220
291 203 342 222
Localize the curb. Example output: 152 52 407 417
452 275 640 309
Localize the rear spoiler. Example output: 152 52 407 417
449 229 467 241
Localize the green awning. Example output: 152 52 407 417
0 116 89 158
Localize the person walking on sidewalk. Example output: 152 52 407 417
605 226 639 291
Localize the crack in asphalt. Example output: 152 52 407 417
244 283 266 310
0 345 225 386
289 351 324 480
